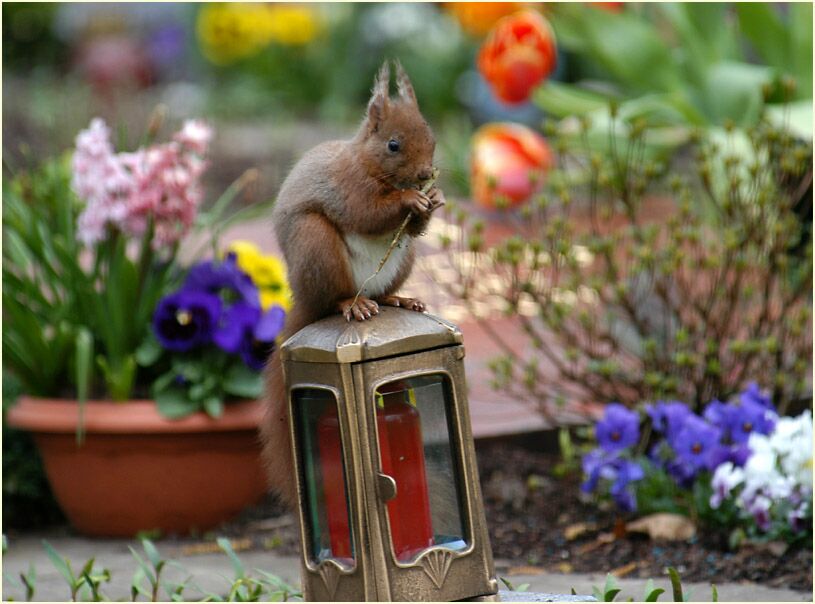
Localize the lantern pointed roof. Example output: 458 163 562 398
280 307 463 363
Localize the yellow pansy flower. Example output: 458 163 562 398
265 5 322 46
197 3 274 65
197 3 321 65
225 240 293 311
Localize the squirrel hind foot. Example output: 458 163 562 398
376 295 425 313
338 296 380 321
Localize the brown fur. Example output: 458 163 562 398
261 60 445 507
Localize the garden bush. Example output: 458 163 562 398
443 109 812 419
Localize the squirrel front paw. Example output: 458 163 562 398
337 296 380 321
403 188 435 217
426 186 446 211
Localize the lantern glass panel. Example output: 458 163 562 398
374 374 468 563
293 388 355 568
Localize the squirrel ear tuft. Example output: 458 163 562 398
394 59 417 105
372 60 390 99
366 61 390 133
366 93 387 133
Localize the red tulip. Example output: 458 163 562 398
590 2 624 12
471 123 553 209
477 10 557 105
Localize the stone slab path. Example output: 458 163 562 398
2 535 810 602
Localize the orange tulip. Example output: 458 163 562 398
444 2 524 37
471 123 553 209
477 10 557 105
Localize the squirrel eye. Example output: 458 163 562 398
387 139 400 153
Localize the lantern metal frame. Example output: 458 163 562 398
281 308 499 601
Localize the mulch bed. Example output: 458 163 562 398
475 440 812 593
217 435 812 593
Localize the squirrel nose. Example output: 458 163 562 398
417 168 433 182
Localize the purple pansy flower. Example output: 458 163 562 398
581 448 644 512
214 301 260 354
707 442 752 469
748 495 773 532
646 400 693 443
740 382 774 410
609 459 644 512
240 305 286 370
673 414 722 471
183 258 260 308
703 399 734 433
705 397 775 445
581 448 611 493
731 399 776 443
595 403 640 452
153 289 221 352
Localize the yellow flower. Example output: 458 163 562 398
225 240 293 311
197 3 321 65
265 5 321 46
196 3 274 65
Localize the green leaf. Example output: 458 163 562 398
42 541 74 587
96 354 137 402
152 370 178 394
203 396 225 419
711 584 718 602
128 546 156 585
155 387 199 419
556 5 681 94
135 336 163 367
217 538 245 579
131 567 151 601
222 363 263 399
736 3 788 70
75 328 93 445
79 557 95 581
667 567 684 602
661 2 735 67
605 588 621 602
603 573 619 601
703 62 770 127
142 539 163 571
534 81 611 118
499 577 515 591
789 3 813 97
172 358 204 382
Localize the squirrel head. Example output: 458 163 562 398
357 60 436 190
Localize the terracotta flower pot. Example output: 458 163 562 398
6 397 269 538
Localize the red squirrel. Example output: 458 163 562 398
261 61 446 507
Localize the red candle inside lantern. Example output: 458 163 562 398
317 382 434 562
316 407 353 560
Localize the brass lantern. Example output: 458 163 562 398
280 307 499 601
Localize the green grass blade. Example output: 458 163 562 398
42 541 74 587
217 538 245 579
667 567 684 602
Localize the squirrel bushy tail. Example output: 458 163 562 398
260 305 312 508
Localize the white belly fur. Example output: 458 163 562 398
344 231 411 298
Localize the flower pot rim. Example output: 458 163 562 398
6 396 264 435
